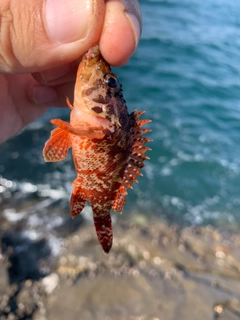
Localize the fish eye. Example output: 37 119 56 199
106 76 117 88
104 73 121 94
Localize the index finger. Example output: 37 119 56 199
99 0 142 66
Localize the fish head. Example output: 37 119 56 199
73 46 126 131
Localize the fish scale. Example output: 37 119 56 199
43 45 151 253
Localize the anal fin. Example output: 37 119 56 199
43 127 71 162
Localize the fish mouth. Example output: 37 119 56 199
83 45 110 73
85 46 101 64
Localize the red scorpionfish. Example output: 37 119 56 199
43 45 151 253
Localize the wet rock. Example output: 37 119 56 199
1 220 240 319
16 281 38 318
39 221 240 320
213 299 240 320
1 231 52 283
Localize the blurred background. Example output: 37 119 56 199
1 0 240 318
1 0 240 229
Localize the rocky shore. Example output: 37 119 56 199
0 210 240 320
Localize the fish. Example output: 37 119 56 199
43 45 151 253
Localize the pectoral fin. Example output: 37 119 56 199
43 127 71 162
51 119 105 139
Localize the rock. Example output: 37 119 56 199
41 273 59 295
1 220 240 319
41 222 240 320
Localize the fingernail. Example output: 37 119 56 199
125 12 141 47
45 0 91 43
33 86 57 104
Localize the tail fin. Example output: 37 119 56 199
92 204 113 253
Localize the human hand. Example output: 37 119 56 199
0 0 141 144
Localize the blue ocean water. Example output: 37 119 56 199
1 0 240 227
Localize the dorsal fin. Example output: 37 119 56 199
112 110 151 213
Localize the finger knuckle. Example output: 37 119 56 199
0 2 43 73
0 6 16 72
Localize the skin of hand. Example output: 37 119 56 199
0 0 141 144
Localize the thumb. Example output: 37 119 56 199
0 0 105 73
